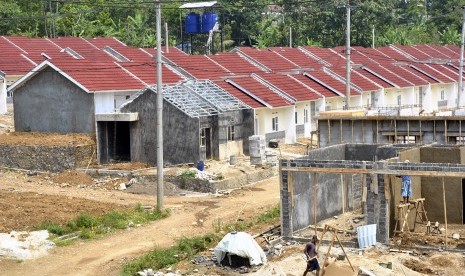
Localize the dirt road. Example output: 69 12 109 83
0 172 280 276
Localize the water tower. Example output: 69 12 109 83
179 1 221 54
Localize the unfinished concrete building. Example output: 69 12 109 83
279 144 465 245
106 80 254 165
317 114 465 147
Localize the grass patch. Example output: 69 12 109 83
33 204 170 245
122 204 280 275
121 233 219 276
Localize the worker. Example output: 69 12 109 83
303 235 320 276
396 160 412 204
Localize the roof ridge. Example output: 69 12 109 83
1 36 28 54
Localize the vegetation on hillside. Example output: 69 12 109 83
0 0 462 49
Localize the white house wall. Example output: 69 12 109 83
256 106 296 144
399 87 418 116
374 89 386 108
94 91 135 114
445 84 458 108
0 78 6 114
325 97 345 111
422 84 433 113
295 101 312 137
361 91 374 108
350 94 363 109
94 93 115 114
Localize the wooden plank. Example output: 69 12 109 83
359 266 377 276
313 173 317 236
289 172 294 208
443 177 448 249
341 175 345 213
281 167 465 178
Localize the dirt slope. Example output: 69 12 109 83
0 175 280 275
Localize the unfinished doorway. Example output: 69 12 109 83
98 121 131 163
200 127 212 160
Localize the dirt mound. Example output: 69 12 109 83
52 170 94 186
430 254 454 267
0 132 95 146
99 162 150 171
403 259 436 274
0 191 127 233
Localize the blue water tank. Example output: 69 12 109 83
201 12 218 33
185 12 201 34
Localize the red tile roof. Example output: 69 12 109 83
268 47 324 69
354 68 394 88
412 45 451 60
392 45 431 61
423 45 458 63
208 52 265 75
235 47 298 71
290 74 340 98
85 37 127 49
118 62 183 85
213 80 264 108
300 46 345 66
381 63 430 86
327 67 380 92
255 73 321 101
4 36 63 63
362 63 414 87
372 47 411 63
164 54 232 79
225 76 293 107
51 36 111 61
0 37 35 75
410 63 455 83
428 64 462 82
305 70 360 95
49 59 145 92
332 46 373 65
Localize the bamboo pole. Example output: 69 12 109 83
340 119 343 144
335 232 355 271
321 234 336 275
314 173 317 236
442 177 448 248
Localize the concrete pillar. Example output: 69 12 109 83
280 170 292 237
365 174 389 243
0 77 6 114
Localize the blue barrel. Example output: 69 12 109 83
185 12 201 34
197 160 204 171
201 12 218 33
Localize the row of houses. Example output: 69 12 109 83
0 36 463 164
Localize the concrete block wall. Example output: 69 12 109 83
318 118 465 147
366 174 389 243
0 144 95 172
280 170 292 237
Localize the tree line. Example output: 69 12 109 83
0 0 463 50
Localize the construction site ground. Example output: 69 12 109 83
1 106 465 275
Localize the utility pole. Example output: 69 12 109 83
345 0 351 110
289 27 292 48
156 0 164 210
165 22 169 53
459 6 465 109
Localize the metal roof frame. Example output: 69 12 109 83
127 80 250 118
164 80 249 117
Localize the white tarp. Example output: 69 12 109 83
179 1 218 9
0 230 55 260
214 231 267 266
357 224 377 248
